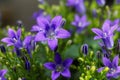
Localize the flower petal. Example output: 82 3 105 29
92 28 103 37
102 57 112 68
44 62 56 70
37 17 49 29
63 58 73 68
54 53 62 64
51 71 60 80
31 25 42 32
109 24 118 35
97 67 105 72
0 69 7 77
51 16 63 28
102 21 110 33
8 28 16 38
94 36 102 40
112 55 119 68
35 32 46 41
17 29 21 39
1 38 14 46
48 39 58 51
61 69 71 78
56 29 71 39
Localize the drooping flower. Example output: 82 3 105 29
66 0 86 14
1 28 22 49
0 69 7 80
92 20 118 49
23 35 36 57
96 0 105 6
33 16 71 50
98 55 120 79
44 53 73 80
92 9 97 18
72 14 90 33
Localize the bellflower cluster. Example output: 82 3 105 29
98 55 120 79
66 0 86 14
44 53 73 80
72 14 90 33
32 16 71 51
92 20 118 49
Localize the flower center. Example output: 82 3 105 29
13 38 17 42
0 77 2 80
56 65 63 72
103 32 107 38
78 22 82 27
109 68 116 74
46 29 55 39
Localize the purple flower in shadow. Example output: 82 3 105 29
23 35 36 57
96 0 105 6
44 53 73 80
98 55 120 79
33 16 71 51
32 10 51 20
1 28 22 49
67 0 86 14
92 20 118 49
0 69 7 80
72 14 90 33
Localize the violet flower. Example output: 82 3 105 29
32 10 50 20
98 55 120 79
116 0 120 4
23 35 36 57
0 69 7 80
96 0 105 6
92 20 118 49
67 0 86 14
72 14 90 33
33 16 71 51
1 28 22 49
44 53 73 80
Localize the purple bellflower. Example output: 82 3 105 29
1 28 23 56
23 35 36 57
72 14 90 33
92 20 118 49
1 28 22 48
96 0 105 6
0 69 7 80
98 55 120 79
44 53 73 80
33 16 71 51
67 0 86 14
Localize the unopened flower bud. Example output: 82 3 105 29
81 44 88 55
0 44 6 53
96 51 101 59
16 20 23 28
25 60 31 71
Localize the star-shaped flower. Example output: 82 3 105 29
44 53 73 80
98 55 120 79
33 16 71 51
